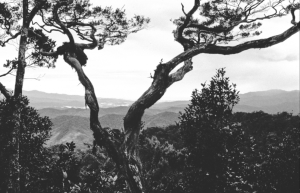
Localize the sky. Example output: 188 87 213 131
0 0 299 101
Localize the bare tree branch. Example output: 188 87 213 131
53 0 75 47
27 0 47 25
181 3 187 16
167 22 300 71
0 32 21 47
32 21 64 34
290 4 300 25
67 22 98 50
40 51 59 57
0 82 11 99
0 68 14 77
62 53 144 192
175 0 200 49
168 59 193 86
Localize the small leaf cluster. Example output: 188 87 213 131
27 28 57 67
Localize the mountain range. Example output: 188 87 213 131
22 90 132 108
46 112 179 149
16 89 299 149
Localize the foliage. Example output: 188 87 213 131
139 69 299 193
0 96 53 192
172 0 295 47
231 111 300 193
0 93 297 192
0 98 124 193
0 0 149 68
140 112 299 193
47 140 128 193
139 134 186 193
178 68 246 192
180 68 239 153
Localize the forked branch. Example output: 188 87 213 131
168 59 193 86
0 68 14 78
53 0 75 47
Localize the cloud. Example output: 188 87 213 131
283 54 299 62
259 53 299 62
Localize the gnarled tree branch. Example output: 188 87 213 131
167 22 299 70
73 24 98 50
168 59 193 86
0 32 21 47
122 18 300 191
27 0 47 25
175 0 200 50
63 52 143 193
0 82 11 99
53 0 75 47
0 68 14 78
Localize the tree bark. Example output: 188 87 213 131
14 2 28 98
123 59 193 158
0 82 11 99
6 1 29 192
6 1 46 192
63 52 144 193
40 1 146 191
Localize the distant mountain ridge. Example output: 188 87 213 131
22 90 132 108
38 89 299 148
35 89 299 116
48 112 179 149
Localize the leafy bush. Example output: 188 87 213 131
0 97 53 192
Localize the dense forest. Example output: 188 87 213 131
0 69 298 192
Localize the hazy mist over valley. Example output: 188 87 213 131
17 89 298 149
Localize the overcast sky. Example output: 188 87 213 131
0 0 299 101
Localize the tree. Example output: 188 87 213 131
0 1 51 192
139 127 186 193
121 1 299 191
0 96 53 193
1 0 149 192
138 71 299 192
231 111 300 193
34 0 149 192
178 68 250 192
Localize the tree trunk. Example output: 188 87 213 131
123 81 169 157
7 1 29 192
123 59 193 158
63 52 144 193
14 32 27 98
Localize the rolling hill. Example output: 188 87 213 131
24 89 299 148
20 89 299 115
47 112 180 149
22 90 132 108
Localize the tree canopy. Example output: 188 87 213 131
138 69 299 192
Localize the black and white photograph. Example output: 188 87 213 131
0 0 299 192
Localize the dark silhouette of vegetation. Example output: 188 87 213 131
0 96 53 192
138 69 299 193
